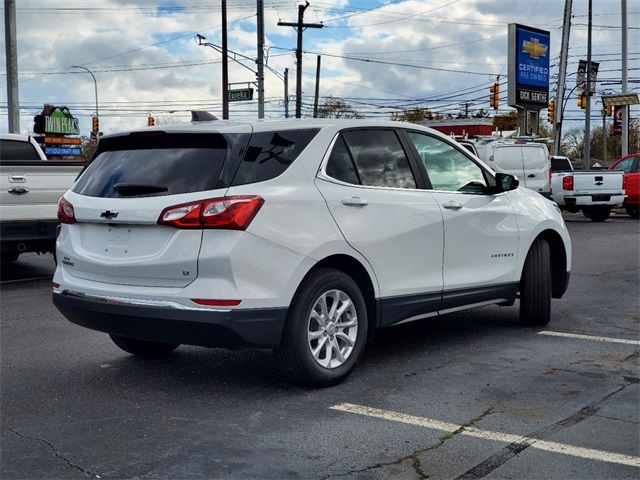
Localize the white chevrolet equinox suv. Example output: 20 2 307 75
53 117 571 386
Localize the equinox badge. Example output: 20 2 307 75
100 210 119 220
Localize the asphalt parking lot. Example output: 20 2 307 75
1 213 638 479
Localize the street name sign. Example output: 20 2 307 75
228 88 254 102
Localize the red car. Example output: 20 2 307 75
609 153 640 218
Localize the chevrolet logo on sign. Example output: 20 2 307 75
521 38 547 60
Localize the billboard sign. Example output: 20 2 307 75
576 60 599 94
508 24 550 108
33 105 80 135
45 147 81 156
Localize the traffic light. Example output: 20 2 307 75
605 105 612 117
577 93 587 109
147 116 155 127
92 116 99 134
489 83 500 109
547 99 555 123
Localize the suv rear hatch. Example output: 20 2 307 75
60 129 251 287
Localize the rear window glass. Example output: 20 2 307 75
551 157 572 172
0 139 42 162
231 129 319 186
73 134 230 198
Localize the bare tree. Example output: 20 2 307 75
317 97 364 119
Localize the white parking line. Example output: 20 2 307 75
330 403 640 468
538 331 640 346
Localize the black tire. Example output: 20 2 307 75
519 239 552 327
110 335 179 357
276 268 368 387
582 205 611 222
625 206 640 219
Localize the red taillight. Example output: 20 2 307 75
158 196 264 230
191 299 241 307
52 282 60 289
57 197 76 224
562 175 574 191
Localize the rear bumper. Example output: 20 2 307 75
53 291 287 349
0 220 59 253
560 193 626 206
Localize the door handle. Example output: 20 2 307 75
9 175 26 183
442 201 463 210
8 187 29 195
342 197 368 207
527 174 536 178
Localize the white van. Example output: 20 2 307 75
485 142 551 197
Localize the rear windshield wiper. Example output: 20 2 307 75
113 183 168 196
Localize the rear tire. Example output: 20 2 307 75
582 205 611 222
625 206 639 219
519 239 552 327
110 335 179 357
276 268 368 387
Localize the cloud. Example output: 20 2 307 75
1 0 637 134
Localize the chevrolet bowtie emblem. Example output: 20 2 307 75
521 38 547 60
100 210 119 219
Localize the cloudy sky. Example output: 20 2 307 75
1 0 638 135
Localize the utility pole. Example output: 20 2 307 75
621 0 628 156
284 68 289 118
313 55 321 118
278 2 323 118
553 0 573 156
222 0 229 120
602 107 608 163
5 0 20 133
583 0 592 170
256 0 265 119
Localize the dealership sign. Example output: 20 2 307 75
508 24 550 108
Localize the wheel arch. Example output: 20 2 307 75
525 229 570 299
299 254 378 341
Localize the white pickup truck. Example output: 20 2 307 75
550 156 626 222
0 134 85 262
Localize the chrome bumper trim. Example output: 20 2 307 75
56 290 230 312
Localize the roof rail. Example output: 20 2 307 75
191 111 218 122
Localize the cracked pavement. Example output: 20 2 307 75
1 214 638 479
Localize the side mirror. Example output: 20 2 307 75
495 173 519 193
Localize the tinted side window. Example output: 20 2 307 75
232 129 319 186
0 139 42 161
342 130 416 189
407 132 488 193
325 135 359 185
612 158 633 173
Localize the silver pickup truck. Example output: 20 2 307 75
550 156 626 222
0 134 84 262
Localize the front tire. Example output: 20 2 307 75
520 239 552 327
582 205 611 222
276 268 368 387
110 335 179 357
